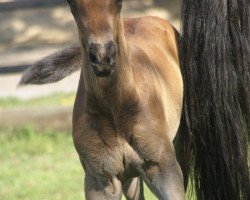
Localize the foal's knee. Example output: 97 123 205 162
85 172 122 200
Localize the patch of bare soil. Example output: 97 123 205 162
0 106 72 131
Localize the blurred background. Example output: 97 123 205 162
0 0 182 199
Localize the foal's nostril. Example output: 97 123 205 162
89 51 99 65
105 41 117 66
89 44 101 65
106 41 116 56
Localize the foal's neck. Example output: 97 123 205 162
85 19 135 107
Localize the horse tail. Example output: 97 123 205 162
179 0 250 199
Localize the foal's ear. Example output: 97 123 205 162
19 43 81 85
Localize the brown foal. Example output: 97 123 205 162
21 0 184 199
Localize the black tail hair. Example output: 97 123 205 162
180 0 250 199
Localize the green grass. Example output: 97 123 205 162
0 93 76 108
0 127 157 200
0 127 83 200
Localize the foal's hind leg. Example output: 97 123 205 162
122 177 145 200
84 171 123 200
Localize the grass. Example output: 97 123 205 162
0 127 83 200
0 127 157 200
0 93 76 108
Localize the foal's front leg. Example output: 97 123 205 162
141 153 185 200
84 171 123 200
133 132 185 200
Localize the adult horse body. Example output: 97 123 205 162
20 0 250 200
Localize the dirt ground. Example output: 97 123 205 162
0 105 72 130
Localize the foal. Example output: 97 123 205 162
21 0 184 199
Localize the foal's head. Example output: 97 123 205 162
67 0 123 77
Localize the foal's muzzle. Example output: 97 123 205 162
89 41 116 77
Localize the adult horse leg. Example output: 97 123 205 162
122 177 145 200
84 171 123 200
